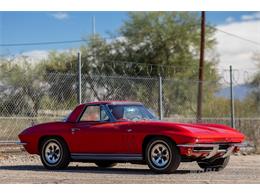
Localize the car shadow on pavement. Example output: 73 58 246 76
0 164 202 175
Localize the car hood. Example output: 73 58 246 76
140 120 245 143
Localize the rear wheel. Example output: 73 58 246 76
40 137 70 170
95 162 117 168
145 137 181 174
197 156 230 171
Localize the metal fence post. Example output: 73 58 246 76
77 52 82 104
230 65 235 128
158 76 163 120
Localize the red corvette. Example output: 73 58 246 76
19 101 245 173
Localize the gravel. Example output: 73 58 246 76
0 150 260 184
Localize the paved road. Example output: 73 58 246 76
0 152 259 183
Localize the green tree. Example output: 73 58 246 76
117 12 218 79
116 12 219 116
42 12 219 79
247 53 260 114
37 12 220 117
39 51 78 106
0 57 46 116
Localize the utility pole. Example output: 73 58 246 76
230 66 235 128
92 16 96 65
158 76 163 120
196 11 205 123
77 52 82 104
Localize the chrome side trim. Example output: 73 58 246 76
71 153 143 161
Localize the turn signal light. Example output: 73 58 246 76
187 148 192 156
233 146 240 153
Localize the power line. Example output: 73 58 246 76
0 39 85 47
0 35 116 47
0 23 260 47
207 25 260 47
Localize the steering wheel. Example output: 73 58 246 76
129 115 142 121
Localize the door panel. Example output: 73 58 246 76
112 121 139 154
70 121 120 153
70 121 139 154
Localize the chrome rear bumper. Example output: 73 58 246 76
16 141 27 145
177 143 245 159
0 141 27 145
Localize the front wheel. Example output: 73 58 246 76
145 137 181 174
197 156 230 171
40 137 70 170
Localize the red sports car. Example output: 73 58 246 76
19 101 245 173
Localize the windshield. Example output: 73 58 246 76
108 104 157 121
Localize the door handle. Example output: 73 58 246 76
71 128 80 133
127 129 132 132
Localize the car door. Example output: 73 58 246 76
107 105 142 154
116 105 150 154
110 120 137 154
69 104 125 154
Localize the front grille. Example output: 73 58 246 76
193 144 230 152
219 144 230 150
193 147 213 151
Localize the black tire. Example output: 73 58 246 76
197 156 230 171
40 137 70 170
95 162 117 168
145 137 181 174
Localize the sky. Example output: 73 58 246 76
0 11 260 83
0 12 128 54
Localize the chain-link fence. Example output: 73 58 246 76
0 71 260 151
0 73 195 139
0 73 160 141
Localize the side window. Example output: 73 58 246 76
80 105 109 122
80 106 100 121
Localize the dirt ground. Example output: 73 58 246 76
0 148 259 184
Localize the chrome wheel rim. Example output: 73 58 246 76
150 143 170 168
44 142 61 164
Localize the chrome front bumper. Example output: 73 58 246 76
177 143 245 159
